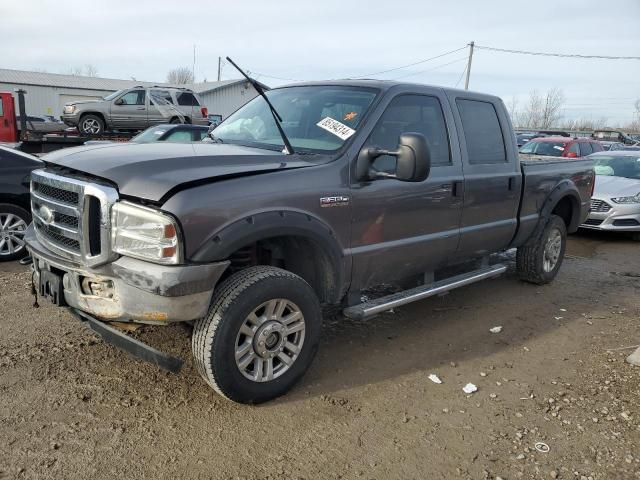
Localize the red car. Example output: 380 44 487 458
519 136 603 158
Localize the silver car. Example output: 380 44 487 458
62 86 208 135
582 151 640 240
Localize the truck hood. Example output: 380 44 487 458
42 142 327 202
594 175 640 198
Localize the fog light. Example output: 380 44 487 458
81 277 115 298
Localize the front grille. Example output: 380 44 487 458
584 218 603 226
590 199 611 213
33 182 79 205
34 218 81 251
30 170 118 266
613 219 640 227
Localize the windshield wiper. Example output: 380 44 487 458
225 57 295 155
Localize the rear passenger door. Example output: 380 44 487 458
448 94 521 258
350 88 464 290
148 89 175 125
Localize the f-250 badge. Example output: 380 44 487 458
320 195 350 208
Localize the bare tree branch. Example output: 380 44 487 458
166 67 194 85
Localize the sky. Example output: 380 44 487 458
2 0 639 125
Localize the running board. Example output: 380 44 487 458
343 264 507 320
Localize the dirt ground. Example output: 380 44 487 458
1 230 639 480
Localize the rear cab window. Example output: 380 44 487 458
579 142 593 156
456 99 506 164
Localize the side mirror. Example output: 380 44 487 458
356 132 431 182
114 98 124 106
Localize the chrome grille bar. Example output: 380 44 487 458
30 169 119 266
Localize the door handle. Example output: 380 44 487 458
452 181 464 197
136 107 145 110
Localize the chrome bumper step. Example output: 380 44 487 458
343 264 507 320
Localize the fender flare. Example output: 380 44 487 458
528 180 582 244
191 210 348 302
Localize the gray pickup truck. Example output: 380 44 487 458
24 80 594 404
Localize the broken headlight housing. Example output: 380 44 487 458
111 202 182 265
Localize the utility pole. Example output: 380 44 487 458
191 44 197 84
217 57 222 81
464 41 474 90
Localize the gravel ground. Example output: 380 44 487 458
1 230 639 480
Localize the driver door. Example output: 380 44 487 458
349 90 464 291
111 89 147 129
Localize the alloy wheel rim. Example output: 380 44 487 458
235 298 306 382
0 213 28 256
543 228 562 272
82 119 100 134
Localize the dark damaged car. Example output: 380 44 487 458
25 80 594 404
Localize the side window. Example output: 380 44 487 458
456 99 506 164
119 90 145 106
366 94 451 173
163 130 194 142
177 92 200 106
0 98 4 116
193 130 208 141
568 143 580 155
591 142 603 152
579 142 593 156
150 90 174 105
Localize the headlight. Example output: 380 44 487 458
611 194 640 204
111 202 182 265
63 105 76 114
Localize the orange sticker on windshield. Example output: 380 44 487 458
344 112 358 121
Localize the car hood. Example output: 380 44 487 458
42 142 328 202
66 99 103 107
594 175 640 198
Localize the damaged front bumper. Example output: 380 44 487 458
25 225 228 324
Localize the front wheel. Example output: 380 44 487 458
516 214 567 285
0 204 30 262
192 266 322 404
79 114 104 135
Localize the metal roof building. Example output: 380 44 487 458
0 68 260 119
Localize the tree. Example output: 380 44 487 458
539 88 565 128
84 64 98 77
166 67 194 85
62 65 98 77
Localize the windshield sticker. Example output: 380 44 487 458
344 111 358 121
317 117 356 141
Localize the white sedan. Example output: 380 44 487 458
582 151 640 241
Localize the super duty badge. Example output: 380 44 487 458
320 195 350 208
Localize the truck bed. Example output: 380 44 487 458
513 156 594 246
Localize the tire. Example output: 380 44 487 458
192 266 322 404
170 117 183 124
516 214 567 285
79 114 105 135
0 204 30 262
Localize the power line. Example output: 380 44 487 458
355 46 467 78
454 64 467 88
392 57 468 80
475 45 640 60
251 71 300 82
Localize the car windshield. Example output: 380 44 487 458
104 90 126 101
211 86 378 153
519 140 567 156
592 155 640 179
131 125 173 143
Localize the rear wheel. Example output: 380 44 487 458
0 204 30 262
79 114 104 135
516 214 567 285
192 266 322 404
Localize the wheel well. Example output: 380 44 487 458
0 194 30 213
224 236 340 304
551 196 578 231
79 112 106 126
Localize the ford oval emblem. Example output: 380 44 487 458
39 205 54 225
